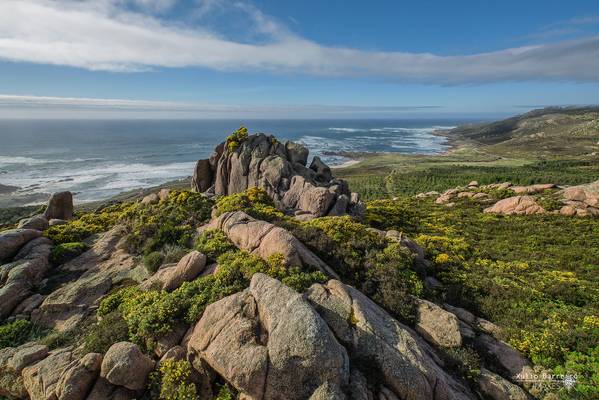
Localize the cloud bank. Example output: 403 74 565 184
1 0 599 84
0 94 441 119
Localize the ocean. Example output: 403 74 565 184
0 118 473 204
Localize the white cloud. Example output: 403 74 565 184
0 0 598 83
0 94 441 118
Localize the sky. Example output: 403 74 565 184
1 0 599 119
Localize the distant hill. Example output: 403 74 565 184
446 106 599 156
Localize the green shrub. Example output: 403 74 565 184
49 242 88 265
225 126 248 152
365 199 417 230
148 359 197 400
196 229 236 260
214 384 237 400
0 319 34 349
144 251 164 274
83 312 129 354
444 346 482 381
214 187 283 221
121 190 212 255
161 244 189 264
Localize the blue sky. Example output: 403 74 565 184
1 0 599 118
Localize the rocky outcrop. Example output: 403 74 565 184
101 342 155 392
22 347 75 400
0 228 42 262
307 280 474 400
206 211 339 278
44 191 74 220
0 237 52 319
483 196 545 215
31 226 135 331
477 368 530 400
0 343 49 398
194 133 365 218
55 352 103 400
188 273 349 400
141 250 207 291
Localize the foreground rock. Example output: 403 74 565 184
141 250 207 291
43 191 74 220
483 196 545 215
193 133 365 218
101 342 154 391
207 211 339 278
17 215 49 231
307 280 474 400
0 228 42 262
0 237 52 319
188 273 349 400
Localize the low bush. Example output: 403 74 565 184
144 251 164 274
196 229 236 260
148 359 197 400
0 319 34 349
365 199 417 231
83 311 129 354
214 187 283 221
49 242 88 265
225 126 248 152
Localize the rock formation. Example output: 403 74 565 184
192 133 365 219
43 191 74 220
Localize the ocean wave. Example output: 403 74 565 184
327 127 365 133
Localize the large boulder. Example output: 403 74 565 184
483 196 545 215
44 191 74 220
477 368 530 400
0 237 52 319
307 280 475 400
0 228 42 262
187 273 349 400
55 352 103 400
191 159 213 192
197 133 364 218
0 343 49 398
206 211 338 278
22 347 75 400
101 342 155 391
141 250 207 291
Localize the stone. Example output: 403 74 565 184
458 191 475 198
12 294 44 315
348 369 372 400
308 382 346 399
510 183 555 195
141 193 159 205
142 251 207 292
0 237 52 319
44 191 74 220
55 353 103 400
192 159 213 192
0 345 30 398
207 211 338 278
101 342 155 391
563 187 587 202
484 196 545 215
307 280 474 400
22 348 75 400
309 156 333 182
414 298 462 348
7 344 48 373
154 323 189 357
158 188 171 201
285 141 309 166
468 181 479 187
474 334 533 381
0 228 42 262
477 368 529 400
87 377 135 400
17 215 49 231
49 219 68 226
159 346 186 364
188 274 349 400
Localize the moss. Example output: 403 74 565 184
49 242 88 265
